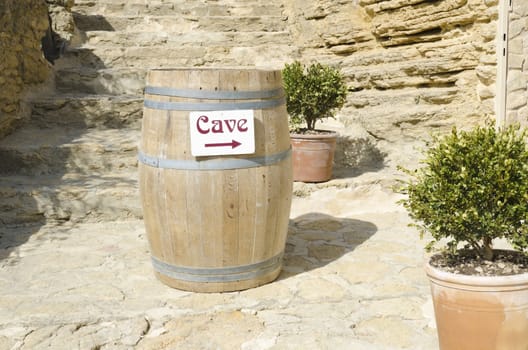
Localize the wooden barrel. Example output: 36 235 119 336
139 68 293 292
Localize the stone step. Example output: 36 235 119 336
73 14 288 33
0 173 141 225
55 67 147 95
78 30 292 49
59 44 296 69
73 0 284 17
58 46 191 69
30 94 143 128
0 127 139 176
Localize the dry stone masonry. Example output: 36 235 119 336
0 0 74 139
47 0 76 42
0 0 50 139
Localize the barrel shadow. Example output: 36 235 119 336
279 213 377 278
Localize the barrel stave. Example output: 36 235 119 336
139 68 292 292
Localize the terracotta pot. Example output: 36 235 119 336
425 255 528 350
290 131 337 183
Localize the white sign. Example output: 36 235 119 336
189 110 255 157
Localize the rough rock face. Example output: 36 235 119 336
1 0 499 150
506 1 528 125
285 0 498 169
46 0 76 42
0 0 504 225
0 0 50 139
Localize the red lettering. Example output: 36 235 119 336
237 119 248 132
196 115 249 135
211 119 223 133
197 115 210 134
225 119 236 133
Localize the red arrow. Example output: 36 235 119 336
205 140 242 149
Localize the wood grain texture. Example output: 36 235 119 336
139 68 292 292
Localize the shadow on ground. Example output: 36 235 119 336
279 212 377 278
333 135 386 178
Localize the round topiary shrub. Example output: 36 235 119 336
282 61 347 133
399 123 528 261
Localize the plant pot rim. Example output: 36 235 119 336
425 251 528 289
290 130 338 140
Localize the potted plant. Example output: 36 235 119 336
282 61 347 182
398 123 528 350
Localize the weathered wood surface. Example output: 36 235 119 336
139 69 292 292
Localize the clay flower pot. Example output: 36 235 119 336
425 257 528 350
290 131 337 183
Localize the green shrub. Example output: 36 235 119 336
282 61 347 132
399 124 528 260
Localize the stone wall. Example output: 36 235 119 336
47 0 75 44
0 0 50 139
1 0 501 164
506 1 528 125
284 0 499 167
0 0 75 140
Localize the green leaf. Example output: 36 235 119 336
398 123 528 259
282 60 347 131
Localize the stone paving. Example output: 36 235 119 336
0 180 439 349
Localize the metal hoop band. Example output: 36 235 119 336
145 86 284 100
151 253 283 283
143 97 285 111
